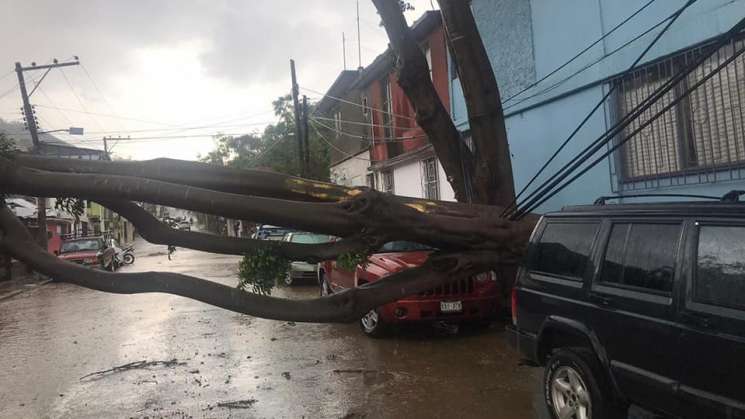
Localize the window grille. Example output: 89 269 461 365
607 37 745 191
421 157 440 200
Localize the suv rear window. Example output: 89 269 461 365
696 226 745 310
599 223 680 294
529 222 598 280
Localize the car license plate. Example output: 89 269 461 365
440 301 462 313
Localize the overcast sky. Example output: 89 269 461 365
0 1 435 160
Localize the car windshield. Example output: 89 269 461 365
289 233 330 244
378 241 433 253
60 239 102 253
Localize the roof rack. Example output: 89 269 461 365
593 190 745 205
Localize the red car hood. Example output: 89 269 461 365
59 251 98 260
365 251 431 278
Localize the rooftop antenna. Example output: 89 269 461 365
356 0 362 69
342 32 347 70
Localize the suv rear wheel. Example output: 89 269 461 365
544 347 624 419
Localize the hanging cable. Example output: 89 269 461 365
504 0 699 218
503 0 657 104
504 12 676 112
310 117 427 142
520 38 745 217
512 14 745 219
300 86 418 122
310 120 371 161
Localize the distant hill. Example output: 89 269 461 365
0 118 67 150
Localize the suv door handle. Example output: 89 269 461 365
588 293 613 306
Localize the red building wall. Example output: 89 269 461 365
367 24 450 163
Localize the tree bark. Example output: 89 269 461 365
372 0 475 203
1 157 537 255
438 0 515 206
0 204 503 323
97 199 374 262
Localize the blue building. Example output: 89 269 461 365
451 0 745 211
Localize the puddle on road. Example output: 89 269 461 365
0 240 543 418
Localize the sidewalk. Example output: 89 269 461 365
0 262 52 301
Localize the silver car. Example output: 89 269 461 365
282 232 331 285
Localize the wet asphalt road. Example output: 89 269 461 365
0 238 615 419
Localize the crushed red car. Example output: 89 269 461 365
57 236 117 271
318 241 499 337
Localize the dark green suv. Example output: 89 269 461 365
507 197 745 419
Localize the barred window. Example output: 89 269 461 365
612 38 745 182
421 158 440 200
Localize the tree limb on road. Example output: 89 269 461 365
0 204 505 323
97 199 376 262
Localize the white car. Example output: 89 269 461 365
282 232 332 285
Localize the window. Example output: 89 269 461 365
382 170 394 193
529 222 599 280
361 95 369 119
695 226 745 310
599 223 680 294
421 158 439 200
611 39 745 182
366 173 375 189
423 43 433 81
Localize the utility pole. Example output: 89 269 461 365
290 59 307 177
342 32 347 70
302 95 310 174
103 136 109 157
15 58 80 250
356 0 362 69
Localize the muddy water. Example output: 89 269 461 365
0 239 545 418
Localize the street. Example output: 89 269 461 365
0 238 547 419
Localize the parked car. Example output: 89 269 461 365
253 225 293 241
506 196 745 419
282 232 331 285
319 241 499 337
57 236 117 271
178 221 191 231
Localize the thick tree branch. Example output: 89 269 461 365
98 199 377 262
0 204 502 323
373 0 475 203
1 156 538 255
10 153 491 219
11 154 352 203
438 0 516 206
0 156 358 237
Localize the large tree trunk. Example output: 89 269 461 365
438 0 515 206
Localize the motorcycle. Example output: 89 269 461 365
116 245 135 266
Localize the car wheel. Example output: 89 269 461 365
544 347 624 419
122 253 135 265
284 272 294 286
359 308 388 338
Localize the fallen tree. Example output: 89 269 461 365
0 0 535 322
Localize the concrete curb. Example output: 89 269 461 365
0 279 53 302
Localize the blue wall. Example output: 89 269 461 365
452 0 745 212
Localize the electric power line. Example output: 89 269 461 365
504 11 677 112
503 0 700 218
502 0 658 104
512 10 744 219
310 117 427 142
310 120 371 161
300 86 418 122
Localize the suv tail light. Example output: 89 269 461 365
511 287 518 326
